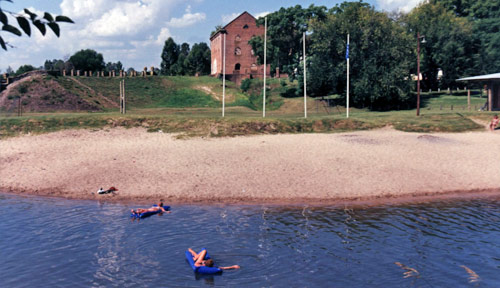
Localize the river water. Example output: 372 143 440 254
0 193 499 287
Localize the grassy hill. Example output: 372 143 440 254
0 71 495 138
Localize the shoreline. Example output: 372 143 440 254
1 187 499 208
1 127 499 206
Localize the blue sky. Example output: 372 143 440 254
0 0 422 72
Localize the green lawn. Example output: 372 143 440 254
1 77 496 138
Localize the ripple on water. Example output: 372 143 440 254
0 194 499 287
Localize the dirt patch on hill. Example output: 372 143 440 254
195 85 234 102
0 71 108 112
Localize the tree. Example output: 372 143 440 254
172 42 190 75
249 5 327 79
44 59 66 71
15 64 35 75
308 2 414 110
160 37 179 75
184 42 210 76
127 67 136 75
0 1 73 50
432 0 500 74
405 2 476 89
6 65 13 74
105 61 123 72
210 25 223 37
69 49 105 72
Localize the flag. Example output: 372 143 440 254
346 44 349 60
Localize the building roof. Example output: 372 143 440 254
457 73 500 81
210 11 256 41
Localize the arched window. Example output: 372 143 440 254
235 47 241 56
250 63 257 71
235 63 241 70
235 34 241 42
243 24 248 29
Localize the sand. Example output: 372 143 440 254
1 127 499 205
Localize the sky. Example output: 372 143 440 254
0 0 423 72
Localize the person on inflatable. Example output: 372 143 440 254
188 248 240 270
131 201 170 216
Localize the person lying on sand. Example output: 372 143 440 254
490 114 499 131
97 187 118 195
188 248 240 270
131 202 170 215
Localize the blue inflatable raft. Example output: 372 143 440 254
130 205 170 219
185 249 222 275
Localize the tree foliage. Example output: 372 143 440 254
404 2 476 89
160 37 179 75
105 61 123 72
249 5 327 79
184 42 210 76
0 0 73 50
431 0 500 74
308 2 413 110
69 49 105 72
15 64 35 75
160 38 210 76
44 58 73 72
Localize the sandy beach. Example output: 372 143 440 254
1 127 499 204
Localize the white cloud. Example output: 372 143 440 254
155 27 172 45
221 13 239 25
254 11 270 19
166 5 206 28
376 0 424 13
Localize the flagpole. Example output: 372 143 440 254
303 32 307 118
346 33 350 118
263 17 267 118
222 32 226 117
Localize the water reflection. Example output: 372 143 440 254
0 194 499 287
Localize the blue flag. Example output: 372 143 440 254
346 44 349 60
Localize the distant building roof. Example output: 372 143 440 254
210 11 256 41
457 73 500 81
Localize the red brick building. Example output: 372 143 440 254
210 12 270 83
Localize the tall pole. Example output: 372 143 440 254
346 33 350 118
222 32 226 117
303 32 307 118
263 17 267 118
120 80 122 113
417 32 421 116
123 80 126 114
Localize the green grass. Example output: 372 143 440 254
1 77 496 138
59 76 249 109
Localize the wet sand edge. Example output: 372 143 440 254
2 186 499 208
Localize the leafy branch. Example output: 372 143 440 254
0 0 74 50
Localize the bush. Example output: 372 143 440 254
240 78 251 92
280 87 298 98
18 85 28 94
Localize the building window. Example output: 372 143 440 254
235 47 242 56
243 24 248 29
235 34 241 42
251 63 257 71
235 63 241 70
251 49 255 56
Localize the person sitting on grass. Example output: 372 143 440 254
188 248 240 270
490 114 499 131
131 201 170 216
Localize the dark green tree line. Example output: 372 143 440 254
160 37 211 76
